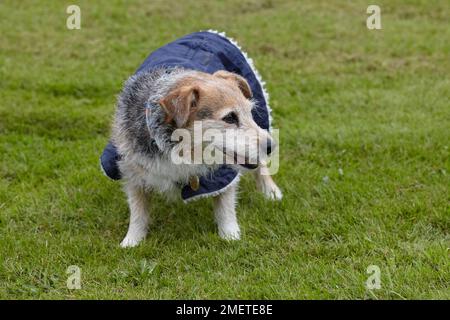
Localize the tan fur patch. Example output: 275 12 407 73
159 71 253 128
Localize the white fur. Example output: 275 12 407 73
120 184 150 247
255 166 283 201
214 183 240 240
118 152 211 200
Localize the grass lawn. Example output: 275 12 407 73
0 0 449 299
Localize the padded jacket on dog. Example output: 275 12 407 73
100 30 271 201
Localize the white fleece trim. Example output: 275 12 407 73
182 172 241 203
205 29 273 131
99 158 110 178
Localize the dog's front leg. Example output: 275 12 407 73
254 164 283 200
120 183 150 248
213 183 240 240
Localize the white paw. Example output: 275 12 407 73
120 232 146 248
262 182 283 201
218 223 241 241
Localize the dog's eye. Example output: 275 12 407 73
222 112 239 125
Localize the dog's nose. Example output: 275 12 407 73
266 139 274 155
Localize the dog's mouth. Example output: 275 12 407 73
221 148 259 170
235 154 259 170
240 163 259 170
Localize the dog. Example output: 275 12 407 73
101 31 282 247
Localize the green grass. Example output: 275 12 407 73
0 0 449 299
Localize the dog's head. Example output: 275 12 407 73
159 70 274 170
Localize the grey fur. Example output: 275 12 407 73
112 67 195 160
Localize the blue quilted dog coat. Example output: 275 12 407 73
100 31 271 201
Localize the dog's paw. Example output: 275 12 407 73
261 181 283 201
120 233 145 248
218 223 241 241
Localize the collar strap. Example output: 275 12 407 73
144 101 161 151
145 101 158 116
144 101 160 132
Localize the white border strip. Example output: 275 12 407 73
99 158 110 178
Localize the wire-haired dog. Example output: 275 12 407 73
101 31 282 247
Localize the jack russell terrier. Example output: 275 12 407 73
100 30 282 247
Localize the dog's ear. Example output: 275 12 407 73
159 86 199 127
213 70 252 99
